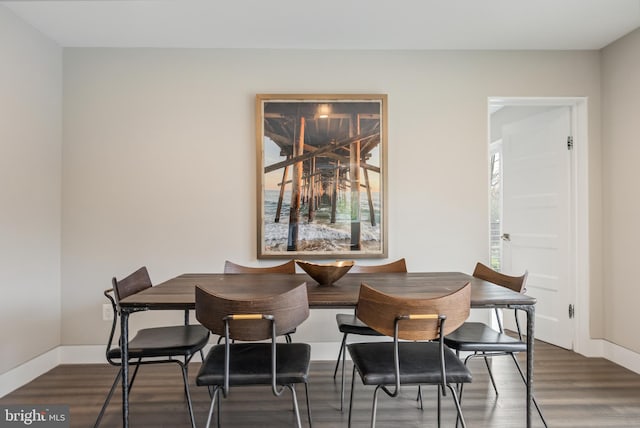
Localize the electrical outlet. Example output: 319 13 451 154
102 304 114 321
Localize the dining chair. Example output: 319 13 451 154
222 259 297 343
443 262 547 427
223 259 296 274
333 258 407 410
347 282 472 428
94 266 210 428
195 283 312 428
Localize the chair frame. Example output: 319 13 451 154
222 259 297 343
444 262 547 427
347 283 471 428
471 262 528 394
195 283 312 428
94 268 207 428
333 258 407 410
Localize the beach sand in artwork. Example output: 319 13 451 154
263 189 381 253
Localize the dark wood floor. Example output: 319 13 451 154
3 340 640 427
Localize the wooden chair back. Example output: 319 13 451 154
112 266 153 303
356 282 470 341
349 258 407 274
472 262 528 294
195 283 309 341
223 260 296 274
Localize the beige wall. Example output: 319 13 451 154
61 48 603 346
5 6 633 373
6 0 640 382
602 28 640 352
0 6 62 374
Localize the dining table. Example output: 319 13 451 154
117 271 538 427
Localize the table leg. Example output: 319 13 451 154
524 305 534 428
512 304 534 428
121 310 130 428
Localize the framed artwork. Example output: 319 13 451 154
256 94 388 259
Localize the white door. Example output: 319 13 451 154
501 106 574 349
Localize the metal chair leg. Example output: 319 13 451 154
333 333 348 379
454 382 465 428
370 386 382 428
304 383 313 428
287 385 302 428
93 369 122 428
180 363 197 428
217 391 221 428
127 358 142 393
95 360 142 428
447 384 467 428
205 387 219 428
340 334 349 411
482 354 500 395
348 366 357 428
514 309 524 340
510 353 548 427
463 352 499 396
437 385 442 428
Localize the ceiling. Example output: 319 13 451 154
2 0 640 50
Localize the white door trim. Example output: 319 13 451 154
489 96 592 354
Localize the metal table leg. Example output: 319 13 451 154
512 304 534 428
526 305 535 428
121 310 130 428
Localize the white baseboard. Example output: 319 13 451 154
574 337 640 374
55 342 343 363
0 348 60 398
600 340 640 374
55 341 640 372
4 339 638 399
52 340 640 371
0 341 344 398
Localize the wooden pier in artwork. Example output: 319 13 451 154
261 99 383 252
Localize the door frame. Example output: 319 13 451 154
488 97 590 354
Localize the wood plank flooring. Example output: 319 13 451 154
2 340 640 427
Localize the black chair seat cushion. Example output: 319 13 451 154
108 325 209 360
444 322 527 353
336 313 383 336
347 342 472 385
196 343 311 387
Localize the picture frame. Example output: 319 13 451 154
256 94 388 259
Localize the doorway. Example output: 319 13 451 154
488 97 588 350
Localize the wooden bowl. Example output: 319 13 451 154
295 260 355 286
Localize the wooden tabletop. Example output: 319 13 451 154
119 272 536 310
